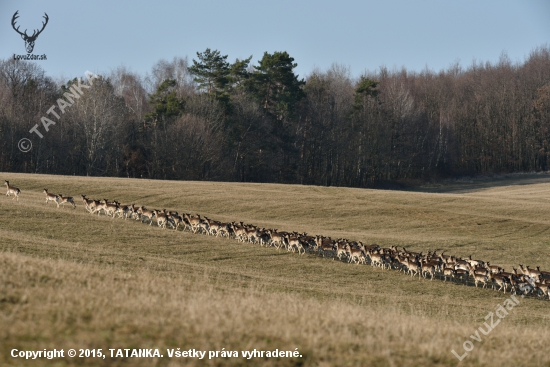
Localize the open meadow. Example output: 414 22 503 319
2 172 550 367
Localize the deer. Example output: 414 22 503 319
536 266 550 281
286 234 306 255
333 241 349 261
405 258 421 277
454 269 470 285
473 273 489 289
443 267 455 282
525 266 542 281
490 273 509 293
43 189 58 205
102 200 119 218
56 194 76 209
466 255 485 269
136 206 154 225
534 282 550 299
421 260 436 280
267 229 285 249
368 251 386 269
519 264 541 281
80 195 96 213
92 199 109 216
486 262 503 275
395 255 410 273
4 181 20 201
118 204 136 220
315 236 335 257
184 214 202 234
166 212 184 230
347 243 367 264
152 210 167 229
11 11 49 53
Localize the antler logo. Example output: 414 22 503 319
11 10 49 54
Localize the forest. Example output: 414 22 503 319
1 46 549 188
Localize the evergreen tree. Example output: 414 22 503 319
189 48 230 98
248 51 305 121
145 79 184 125
352 76 378 111
228 56 252 91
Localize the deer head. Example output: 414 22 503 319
12 11 49 54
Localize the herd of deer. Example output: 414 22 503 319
4 179 550 300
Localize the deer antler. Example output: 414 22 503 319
30 13 49 40
33 13 50 36
11 11 49 41
11 11 27 37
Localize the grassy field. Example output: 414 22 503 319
1 172 550 367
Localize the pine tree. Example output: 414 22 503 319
145 79 184 126
248 51 305 121
189 48 230 97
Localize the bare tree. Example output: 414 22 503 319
65 76 127 176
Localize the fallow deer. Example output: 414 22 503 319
56 194 76 209
43 189 58 205
5 181 20 201
80 195 96 213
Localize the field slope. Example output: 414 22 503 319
1 173 550 367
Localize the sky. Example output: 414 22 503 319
1 0 549 82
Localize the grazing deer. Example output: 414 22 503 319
5 181 20 201
43 189 58 205
56 194 76 209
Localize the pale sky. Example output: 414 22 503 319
1 0 549 81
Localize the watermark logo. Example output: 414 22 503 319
18 71 99 153
451 294 521 361
11 10 48 59
17 138 32 153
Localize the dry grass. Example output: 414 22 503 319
1 172 550 366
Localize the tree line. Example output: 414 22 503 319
1 46 549 187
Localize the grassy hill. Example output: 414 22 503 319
1 172 550 366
